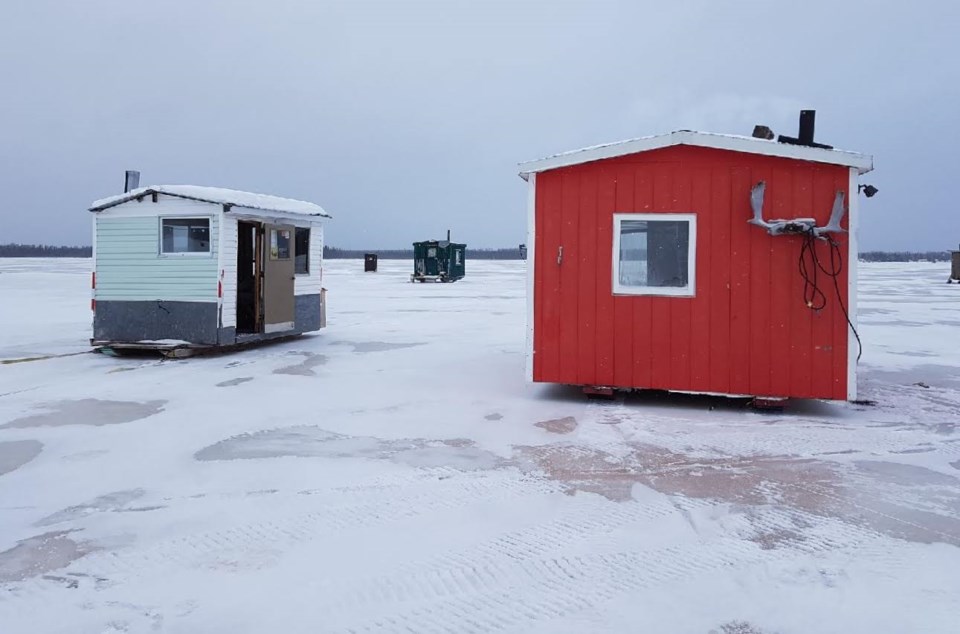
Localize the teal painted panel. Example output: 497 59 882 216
95 216 220 302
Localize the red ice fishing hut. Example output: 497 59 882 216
519 111 874 402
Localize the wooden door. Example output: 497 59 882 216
263 224 295 333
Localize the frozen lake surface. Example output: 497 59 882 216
1 258 959 633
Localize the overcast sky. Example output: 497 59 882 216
2 0 957 250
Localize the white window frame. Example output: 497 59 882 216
159 216 214 257
611 212 697 297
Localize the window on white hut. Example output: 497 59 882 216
295 228 310 275
613 214 696 297
161 218 210 254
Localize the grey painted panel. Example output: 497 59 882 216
295 294 322 333
94 301 218 345
235 331 304 345
218 327 237 346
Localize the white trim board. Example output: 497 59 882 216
216 207 225 332
846 167 859 401
91 216 97 311
525 173 536 382
227 209 326 226
519 130 874 178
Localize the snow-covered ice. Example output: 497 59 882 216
0 258 958 633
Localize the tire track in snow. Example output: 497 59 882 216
318 494 716 619
790 478 960 546
583 401 959 548
586 397 956 459
334 540 781 634
6 399 948 626
0 470 562 610
332 498 911 634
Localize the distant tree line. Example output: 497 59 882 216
859 251 953 262
323 246 525 260
1 243 954 262
0 243 92 257
0 243 524 259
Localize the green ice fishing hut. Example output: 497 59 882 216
411 230 466 283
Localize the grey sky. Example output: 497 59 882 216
2 0 957 250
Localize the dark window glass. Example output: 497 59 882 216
618 220 690 288
161 218 210 253
295 228 310 274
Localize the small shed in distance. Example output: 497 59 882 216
519 115 874 402
411 231 466 283
364 253 378 272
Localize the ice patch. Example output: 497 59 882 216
854 460 959 487
0 439 43 476
36 489 147 526
535 416 578 434
272 353 327 376
518 442 960 545
216 376 255 387
332 340 426 353
0 531 96 582
62 449 110 462
2 399 166 428
195 426 505 471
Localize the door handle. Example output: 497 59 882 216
557 246 563 265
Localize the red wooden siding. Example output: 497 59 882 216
533 144 851 400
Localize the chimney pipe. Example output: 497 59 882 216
798 110 816 146
124 170 140 193
447 229 451 242
777 110 832 149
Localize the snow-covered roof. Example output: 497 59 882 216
518 130 874 179
89 185 331 218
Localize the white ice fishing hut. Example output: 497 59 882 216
89 183 330 352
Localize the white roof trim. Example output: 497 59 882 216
518 130 874 178
89 185 331 218
227 208 327 225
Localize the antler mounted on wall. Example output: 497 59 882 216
749 181 846 237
